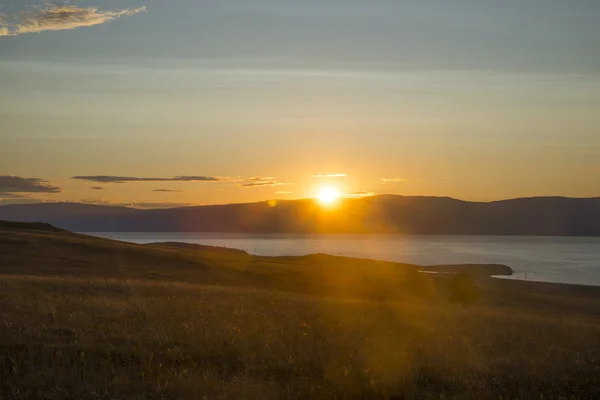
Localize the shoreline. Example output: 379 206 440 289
3 221 600 318
3 221 599 295
83 231 600 287
143 240 600 292
140 238 599 288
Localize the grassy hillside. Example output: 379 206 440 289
0 220 474 302
2 221 600 399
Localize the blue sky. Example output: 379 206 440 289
1 1 600 206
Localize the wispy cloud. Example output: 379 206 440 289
152 189 183 192
275 191 293 194
345 191 376 197
72 175 226 183
239 181 292 187
582 167 600 174
376 178 406 184
0 198 46 205
0 193 30 199
312 173 347 178
248 176 275 181
0 175 61 193
0 190 47 205
92 187 103 190
0 4 146 36
79 198 114 206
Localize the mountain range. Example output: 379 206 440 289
1 195 600 236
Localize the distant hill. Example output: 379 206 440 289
1 195 600 235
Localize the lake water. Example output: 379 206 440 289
87 233 600 287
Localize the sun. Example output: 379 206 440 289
317 187 341 205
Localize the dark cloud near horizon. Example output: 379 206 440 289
78 199 193 209
152 189 183 192
72 175 224 183
0 175 61 193
92 187 103 190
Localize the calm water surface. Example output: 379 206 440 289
86 233 600 287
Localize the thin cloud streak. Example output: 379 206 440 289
312 174 347 178
0 198 46 205
125 202 195 209
0 4 146 36
78 198 194 209
152 189 183 192
377 178 406 184
345 191 376 197
239 181 292 187
79 198 114 206
582 166 600 174
72 175 225 183
0 193 30 199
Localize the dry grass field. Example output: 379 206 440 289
2 222 600 399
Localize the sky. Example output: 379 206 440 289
1 0 600 207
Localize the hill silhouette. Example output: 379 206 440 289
1 195 600 235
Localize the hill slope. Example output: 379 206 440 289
0 221 457 301
2 223 600 399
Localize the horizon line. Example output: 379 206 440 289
2 194 600 210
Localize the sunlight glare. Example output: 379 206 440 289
317 187 341 205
